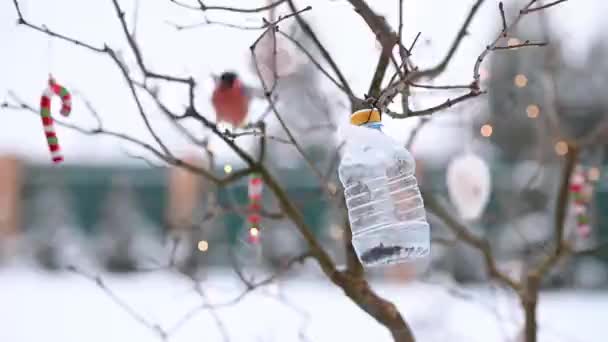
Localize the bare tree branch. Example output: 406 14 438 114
415 0 486 79
423 194 522 291
386 90 484 118
169 0 288 13
110 0 193 84
534 144 578 277
522 0 568 14
493 40 548 50
12 0 104 53
276 29 360 104
499 2 508 34
1 96 251 186
168 251 311 335
250 25 335 195
286 0 356 103
472 0 565 86
67 266 169 341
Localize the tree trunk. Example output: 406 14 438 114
391 328 416 342
262 169 415 342
523 296 537 342
336 274 416 342
521 276 539 342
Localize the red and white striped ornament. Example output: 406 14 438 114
247 173 263 243
569 165 596 239
40 76 72 163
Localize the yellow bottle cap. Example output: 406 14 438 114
350 109 381 126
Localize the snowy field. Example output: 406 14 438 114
1 265 606 342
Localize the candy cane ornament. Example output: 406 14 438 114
569 165 595 239
247 173 263 243
40 76 72 163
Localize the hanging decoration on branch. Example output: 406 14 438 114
40 75 72 164
338 109 430 267
211 71 251 129
446 153 492 221
252 28 307 86
247 173 264 244
569 165 597 239
250 2 307 86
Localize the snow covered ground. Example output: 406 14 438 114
1 265 606 342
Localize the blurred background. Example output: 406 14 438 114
1 0 607 341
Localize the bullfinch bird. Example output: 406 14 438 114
211 71 251 128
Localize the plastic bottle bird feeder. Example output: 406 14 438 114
338 109 430 267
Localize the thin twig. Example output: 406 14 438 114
422 193 521 291
386 90 484 118
408 32 422 53
472 0 563 86
408 82 474 90
250 23 331 194
416 0 486 79
522 0 568 14
110 0 192 84
13 0 104 52
286 0 355 102
499 2 508 35
167 17 263 31
493 40 548 50
67 266 168 341
2 97 250 186
168 252 311 335
534 144 578 277
276 29 356 102
170 0 288 13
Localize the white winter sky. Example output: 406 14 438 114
1 0 607 166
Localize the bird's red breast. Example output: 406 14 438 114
212 81 249 127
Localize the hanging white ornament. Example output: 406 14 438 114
446 152 492 221
251 26 308 86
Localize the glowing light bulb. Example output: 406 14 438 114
480 124 493 137
514 74 528 88
588 167 600 182
526 104 540 118
327 182 337 195
329 224 343 240
197 240 209 252
224 164 233 174
554 141 568 156
248 227 260 244
249 227 259 237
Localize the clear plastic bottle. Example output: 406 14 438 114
338 109 430 267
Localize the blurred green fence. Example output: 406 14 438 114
21 164 607 262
